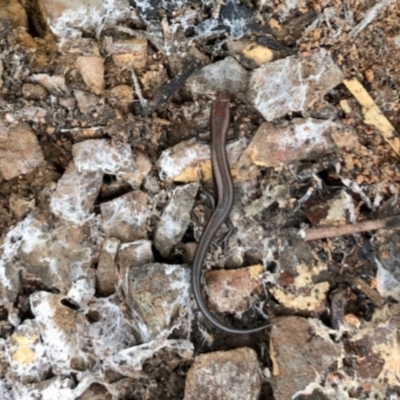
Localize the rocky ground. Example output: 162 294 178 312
0 0 400 399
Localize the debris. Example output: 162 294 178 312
343 78 400 157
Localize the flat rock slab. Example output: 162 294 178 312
184 347 261 400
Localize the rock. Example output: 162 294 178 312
0 120 44 180
7 319 50 383
30 74 68 93
21 83 48 101
184 347 261 400
116 240 154 280
72 139 136 175
73 89 100 114
30 291 95 374
126 263 191 340
112 39 148 72
157 137 247 183
269 316 340 400
238 118 337 169
50 161 103 225
188 56 249 97
205 265 264 317
9 194 35 220
76 56 104 95
44 0 130 38
95 237 120 296
100 191 150 242
248 49 344 121
154 183 199 258
109 84 134 114
119 151 152 189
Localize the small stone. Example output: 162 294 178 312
9 193 35 219
74 90 99 114
101 191 150 242
7 319 51 382
119 151 152 189
188 56 249 97
109 85 134 114
205 265 264 316
116 240 154 279
96 238 120 297
154 183 199 258
269 317 340 400
72 139 136 175
50 162 103 225
126 263 191 339
76 56 104 95
30 291 95 374
239 118 336 168
30 74 68 93
248 49 344 121
44 0 130 38
0 120 44 180
184 347 261 400
112 39 148 72
21 83 48 101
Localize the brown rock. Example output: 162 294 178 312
126 263 190 338
100 191 149 242
205 265 264 316
95 237 120 296
269 316 340 400
112 39 148 72
76 56 104 95
0 121 44 180
239 118 336 169
184 347 261 400
21 83 48 101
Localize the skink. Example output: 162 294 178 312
192 93 269 334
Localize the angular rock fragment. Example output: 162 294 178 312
7 319 51 383
108 338 193 376
126 263 191 339
100 191 150 242
239 118 337 168
184 347 261 400
43 0 130 38
30 291 95 374
154 183 198 258
50 162 103 225
188 56 249 97
205 264 264 316
157 137 247 183
249 49 344 121
72 139 136 175
112 39 148 71
116 240 154 279
95 237 120 296
76 56 104 95
0 121 44 180
269 317 340 400
73 89 99 114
